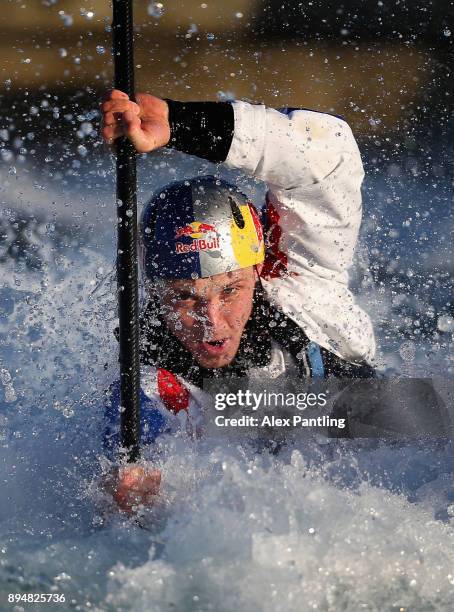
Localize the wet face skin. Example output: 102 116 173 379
158 266 260 368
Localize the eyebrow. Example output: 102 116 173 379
172 279 246 298
223 279 246 288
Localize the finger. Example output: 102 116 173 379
101 101 138 117
122 111 155 153
146 469 161 481
103 111 124 126
101 100 140 115
142 492 158 506
135 92 150 104
114 494 134 514
120 465 145 486
143 470 161 489
142 479 160 496
114 486 141 505
101 89 129 103
102 124 124 143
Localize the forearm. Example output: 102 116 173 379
166 100 234 163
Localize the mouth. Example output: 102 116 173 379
197 338 231 355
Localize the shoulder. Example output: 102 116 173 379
232 100 354 134
276 106 357 145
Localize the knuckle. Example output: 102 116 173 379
101 90 113 102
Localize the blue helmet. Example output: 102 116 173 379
139 175 265 280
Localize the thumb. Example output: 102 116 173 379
122 110 153 153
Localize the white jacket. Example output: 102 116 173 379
226 101 375 364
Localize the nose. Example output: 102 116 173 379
198 298 223 333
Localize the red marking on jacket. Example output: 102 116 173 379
157 369 189 414
260 195 289 279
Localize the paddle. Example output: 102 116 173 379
112 0 141 462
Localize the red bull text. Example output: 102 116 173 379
175 237 220 253
174 222 220 254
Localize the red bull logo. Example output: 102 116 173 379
175 222 217 239
175 221 220 254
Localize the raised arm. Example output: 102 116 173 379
221 102 374 363
102 93 362 275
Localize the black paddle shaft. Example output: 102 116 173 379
112 0 140 462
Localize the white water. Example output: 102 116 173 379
0 154 453 611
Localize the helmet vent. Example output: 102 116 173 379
228 196 245 229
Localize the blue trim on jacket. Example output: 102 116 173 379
102 380 170 461
307 342 325 378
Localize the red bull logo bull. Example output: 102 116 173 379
175 221 220 254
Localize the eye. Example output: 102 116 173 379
222 285 239 296
174 292 195 302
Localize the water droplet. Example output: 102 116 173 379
59 48 68 58
4 386 16 403
0 369 12 385
21 58 31 64
80 121 94 135
235 12 243 18
443 28 451 37
0 150 13 162
206 32 215 41
399 341 416 362
148 2 165 18
1 370 16 403
58 11 74 26
96 45 106 55
437 315 454 333
219 90 236 103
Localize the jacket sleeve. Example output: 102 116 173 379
224 102 376 363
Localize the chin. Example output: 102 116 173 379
194 353 236 369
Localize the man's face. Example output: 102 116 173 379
158 267 258 368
